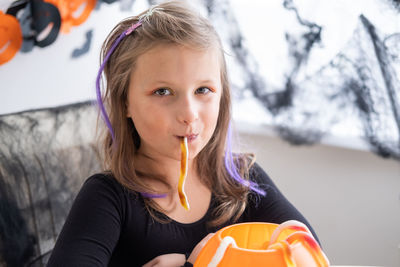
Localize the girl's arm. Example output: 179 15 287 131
47 175 122 267
142 233 214 267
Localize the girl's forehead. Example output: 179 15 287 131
132 43 222 80
138 43 220 61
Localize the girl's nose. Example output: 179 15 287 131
176 96 199 125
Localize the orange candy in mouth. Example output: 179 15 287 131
178 137 190 210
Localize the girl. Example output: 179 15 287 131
47 1 318 266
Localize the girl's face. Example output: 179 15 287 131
126 44 222 161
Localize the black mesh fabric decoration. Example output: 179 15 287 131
0 101 101 266
387 0 400 12
325 15 400 159
202 0 400 160
274 1 400 159
272 9 400 157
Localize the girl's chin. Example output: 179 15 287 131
141 139 204 161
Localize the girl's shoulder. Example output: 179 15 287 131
232 153 274 188
80 172 140 202
85 171 118 184
247 161 273 185
73 172 145 226
84 172 122 190
246 161 282 200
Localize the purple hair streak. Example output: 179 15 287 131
95 21 142 141
224 123 266 195
140 192 168 199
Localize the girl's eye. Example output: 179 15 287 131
196 87 212 94
153 88 172 96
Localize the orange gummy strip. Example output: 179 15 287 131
178 137 190 210
286 232 330 267
267 241 295 267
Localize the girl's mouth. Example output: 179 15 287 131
176 134 198 143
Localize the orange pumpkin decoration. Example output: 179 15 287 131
44 0 96 33
0 11 22 65
195 220 330 267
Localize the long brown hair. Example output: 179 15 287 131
98 0 254 227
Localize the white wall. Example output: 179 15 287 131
0 2 148 115
237 130 400 267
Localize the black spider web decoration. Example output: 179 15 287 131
202 0 400 160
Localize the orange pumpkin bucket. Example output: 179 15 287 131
195 220 330 267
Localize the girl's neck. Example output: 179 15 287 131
134 151 197 191
134 150 212 222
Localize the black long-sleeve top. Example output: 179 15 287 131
47 163 317 266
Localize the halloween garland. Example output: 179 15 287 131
0 0 96 65
0 10 22 65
